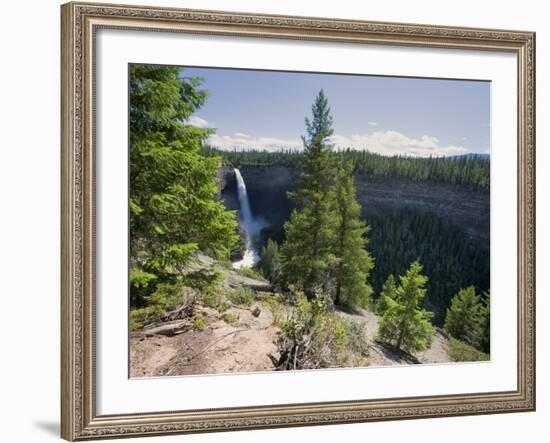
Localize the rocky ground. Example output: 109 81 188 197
130 255 452 378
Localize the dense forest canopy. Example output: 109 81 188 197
201 146 490 191
367 208 489 325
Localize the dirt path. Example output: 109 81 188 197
130 304 280 378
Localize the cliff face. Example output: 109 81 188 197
220 165 489 250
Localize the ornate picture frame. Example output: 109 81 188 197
61 1 535 440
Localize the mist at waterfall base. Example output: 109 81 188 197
232 168 267 269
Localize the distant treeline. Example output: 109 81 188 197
201 146 490 191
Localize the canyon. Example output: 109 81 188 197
220 165 490 250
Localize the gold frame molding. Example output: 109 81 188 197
61 2 536 440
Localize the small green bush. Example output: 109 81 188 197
235 266 265 280
261 294 288 327
343 318 370 358
202 290 223 309
448 338 489 362
228 287 256 306
130 305 165 332
278 294 367 369
222 312 238 325
193 318 206 330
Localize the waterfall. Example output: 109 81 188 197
233 168 261 269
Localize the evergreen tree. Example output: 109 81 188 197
377 261 435 352
444 286 486 349
259 239 283 286
479 290 491 353
129 65 238 308
376 274 397 315
333 159 374 308
282 90 337 295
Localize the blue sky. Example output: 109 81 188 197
180 66 490 157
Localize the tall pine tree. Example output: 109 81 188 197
282 90 337 295
333 158 374 308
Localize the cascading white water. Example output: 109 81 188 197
232 168 261 269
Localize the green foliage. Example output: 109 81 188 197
183 268 224 292
222 312 239 325
259 239 283 286
234 266 265 280
129 269 158 308
333 159 374 308
376 274 397 315
277 293 368 369
479 291 491 353
193 318 206 330
281 91 373 309
448 338 489 362
203 147 490 191
130 305 165 332
377 261 435 352
228 287 256 306
129 64 238 309
130 269 157 288
282 90 338 294
368 208 489 325
130 282 198 331
444 286 489 352
260 294 289 328
202 290 225 311
342 318 370 359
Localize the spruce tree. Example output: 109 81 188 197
333 159 374 308
377 261 435 352
376 274 397 315
479 290 491 353
129 65 238 308
444 286 486 349
282 90 337 295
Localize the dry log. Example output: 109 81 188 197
142 320 191 336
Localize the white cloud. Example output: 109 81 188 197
208 133 302 152
329 130 473 157
207 129 483 157
186 116 209 128
368 121 378 126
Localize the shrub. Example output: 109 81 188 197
261 294 288 327
276 294 368 370
449 338 489 362
130 283 197 331
222 312 239 325
235 266 265 280
343 318 370 358
202 289 230 312
193 318 206 330
228 287 256 306
130 305 165 331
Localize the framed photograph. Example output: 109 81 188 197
61 1 536 440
